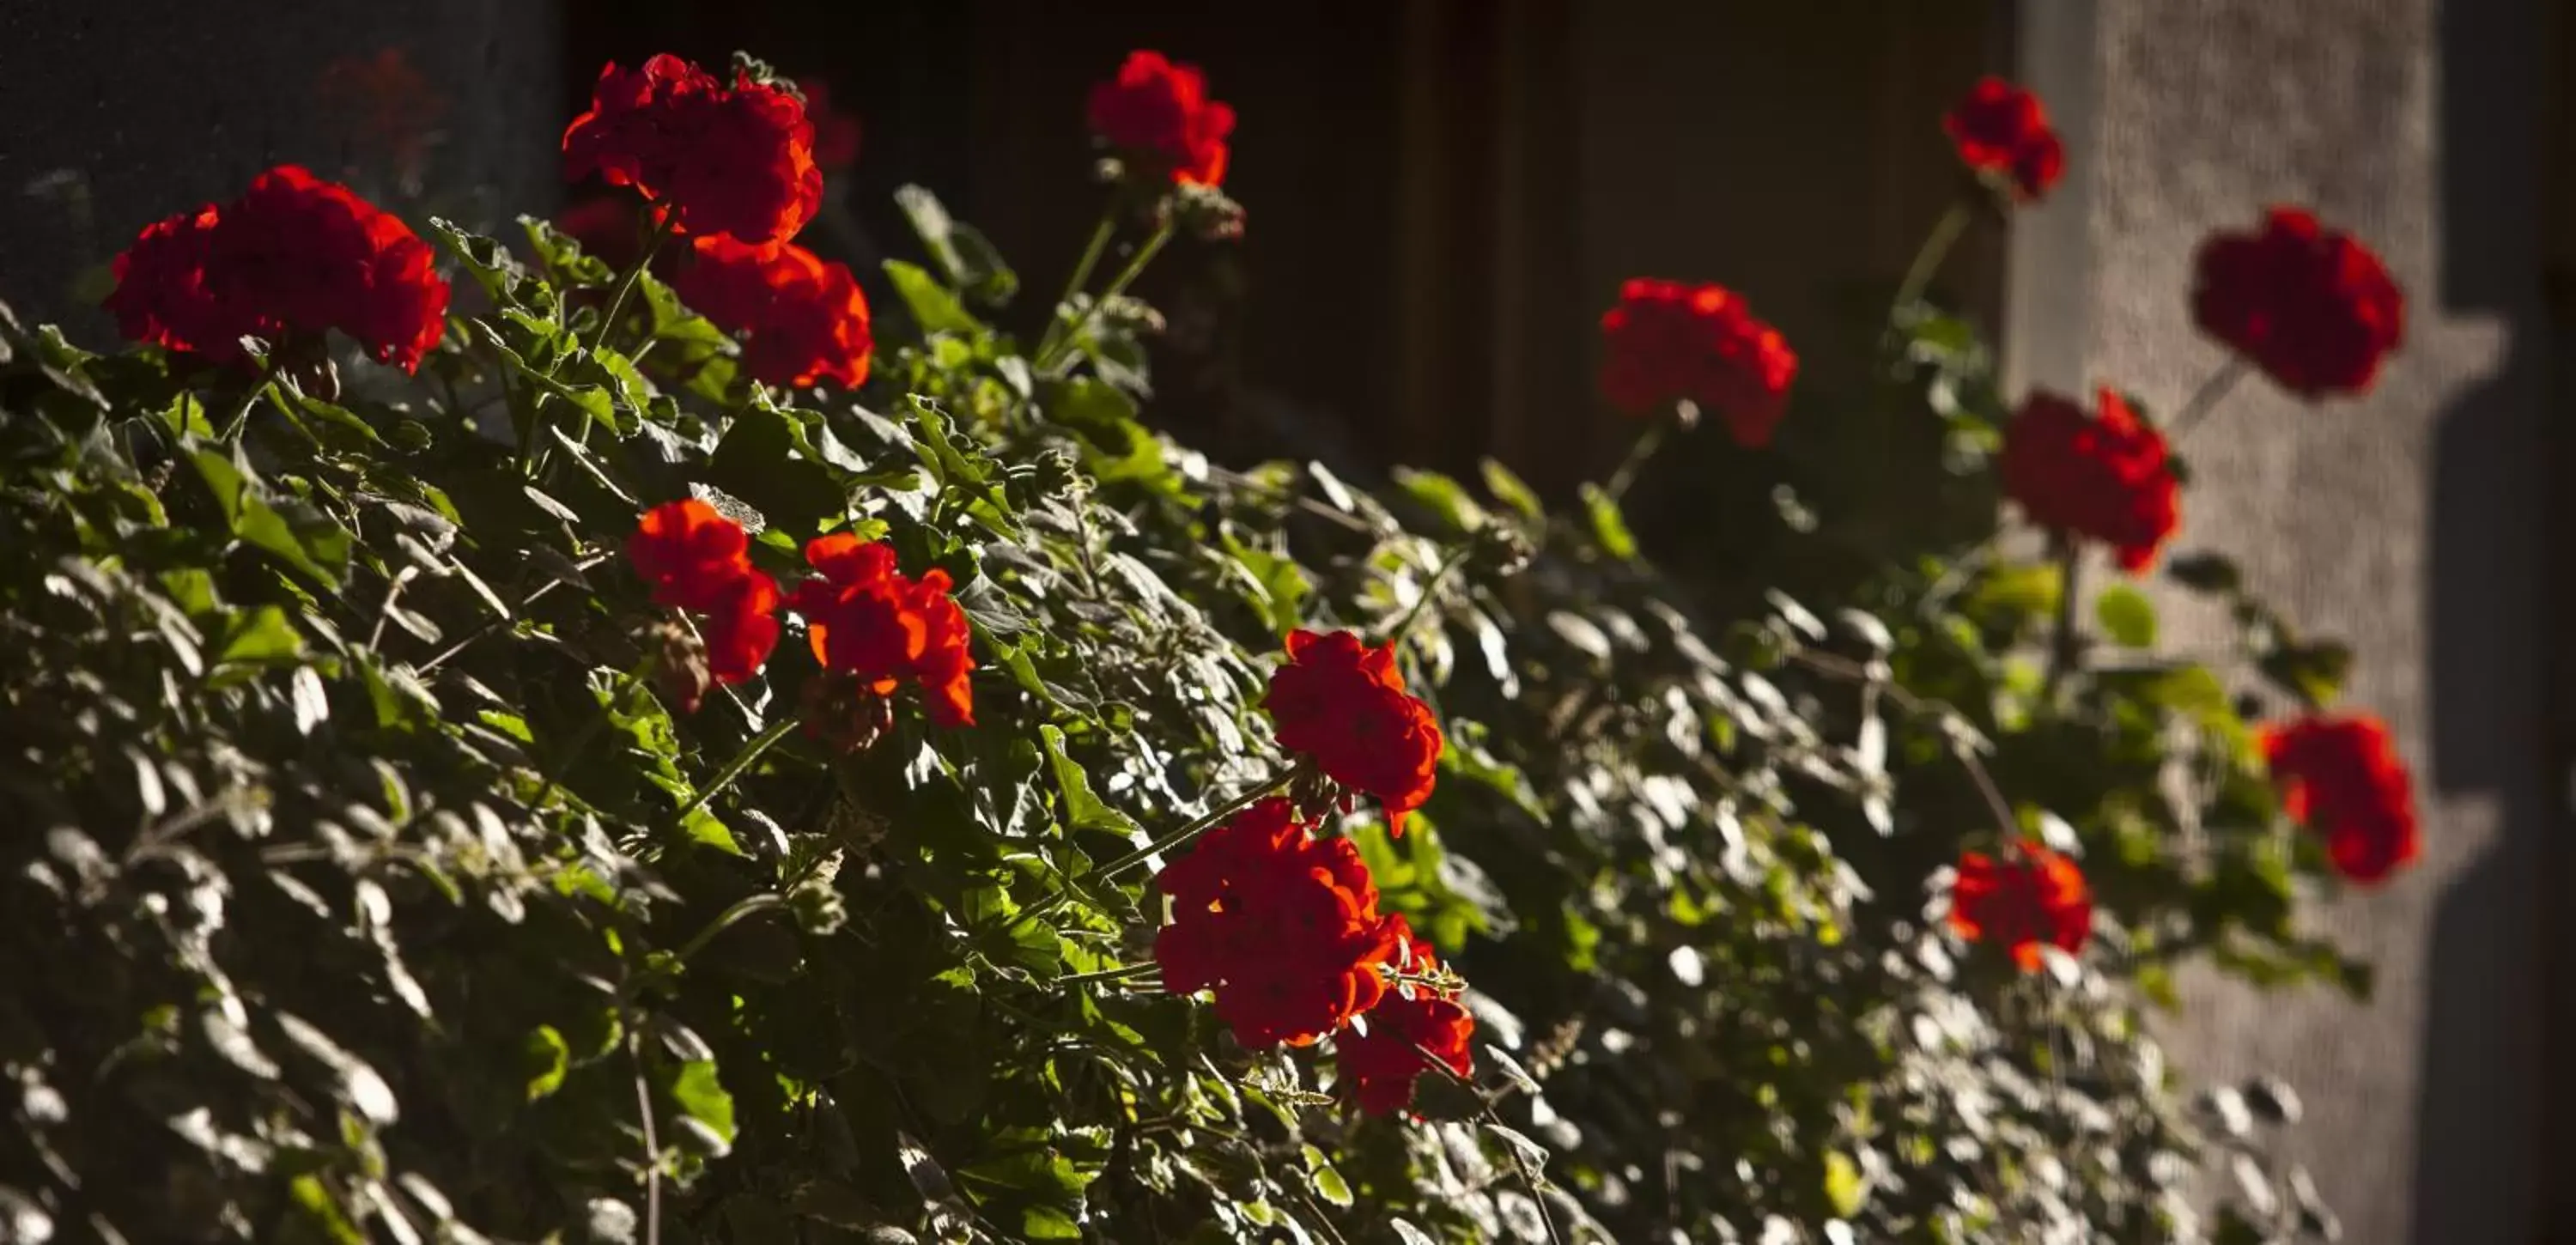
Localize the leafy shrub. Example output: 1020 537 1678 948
0 52 2399 1245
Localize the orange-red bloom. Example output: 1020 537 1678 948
1087 51 1236 187
628 501 781 703
1265 629 1443 835
1944 76 2064 202
1599 278 1797 446
1949 844 2093 971
703 572 783 686
1998 386 2180 573
673 236 873 389
787 535 975 726
107 166 449 372
2192 207 2405 400
1156 798 1401 1048
2259 714 2420 884
630 499 757 612
1335 917 1475 1117
562 54 823 247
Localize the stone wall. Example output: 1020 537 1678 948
2035 3 2551 1240
0 1 561 342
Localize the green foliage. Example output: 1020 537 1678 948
0 168 2365 1245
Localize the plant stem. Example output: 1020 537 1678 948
669 716 800 829
598 211 678 349
1036 209 1118 363
1890 198 1973 323
219 361 281 445
2038 535 2082 706
677 893 787 963
2162 356 2249 443
1010 770 1295 931
1086 769 1291 884
531 666 647 811
1038 218 1173 374
1382 543 1473 646
1056 961 1163 990
1601 416 1670 503
629 1034 663 1245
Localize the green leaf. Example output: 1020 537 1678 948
2167 550 2244 594
2258 638 2354 708
285 1174 367 1245
884 259 980 335
663 1060 738 1150
216 605 307 665
1393 467 1485 534
1825 1151 1867 1218
1479 457 1545 520
1968 560 2063 623
895 185 1019 308
2095 585 2159 647
1037 726 1142 841
1579 482 1637 561
708 404 845 531
522 1026 570 1102
188 448 344 585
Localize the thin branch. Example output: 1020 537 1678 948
1009 770 1295 932
669 716 800 829
2163 355 2250 443
629 1033 663 1245
2038 536 2082 707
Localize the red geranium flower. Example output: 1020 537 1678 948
1264 629 1443 835
1949 844 2093 972
2192 207 2405 399
1599 278 1798 446
797 76 864 172
562 54 823 247
1944 76 2064 202
106 166 450 373
628 501 781 707
673 236 873 389
106 207 233 361
1088 50 1236 187
1156 798 1401 1048
630 498 757 612
787 535 975 726
1998 386 2180 572
703 572 783 686
1335 917 1475 1117
2258 714 2421 884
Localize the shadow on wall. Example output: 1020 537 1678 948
2415 0 2545 1241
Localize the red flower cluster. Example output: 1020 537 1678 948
1998 387 2180 572
787 535 975 726
1334 917 1475 1117
1598 278 1798 447
628 501 782 697
562 55 823 247
673 237 874 389
1087 50 1236 187
2192 207 2405 399
106 166 449 372
797 76 864 172
1949 844 2093 972
2258 714 2421 884
1943 76 2065 202
1156 798 1400 1048
1265 629 1443 835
